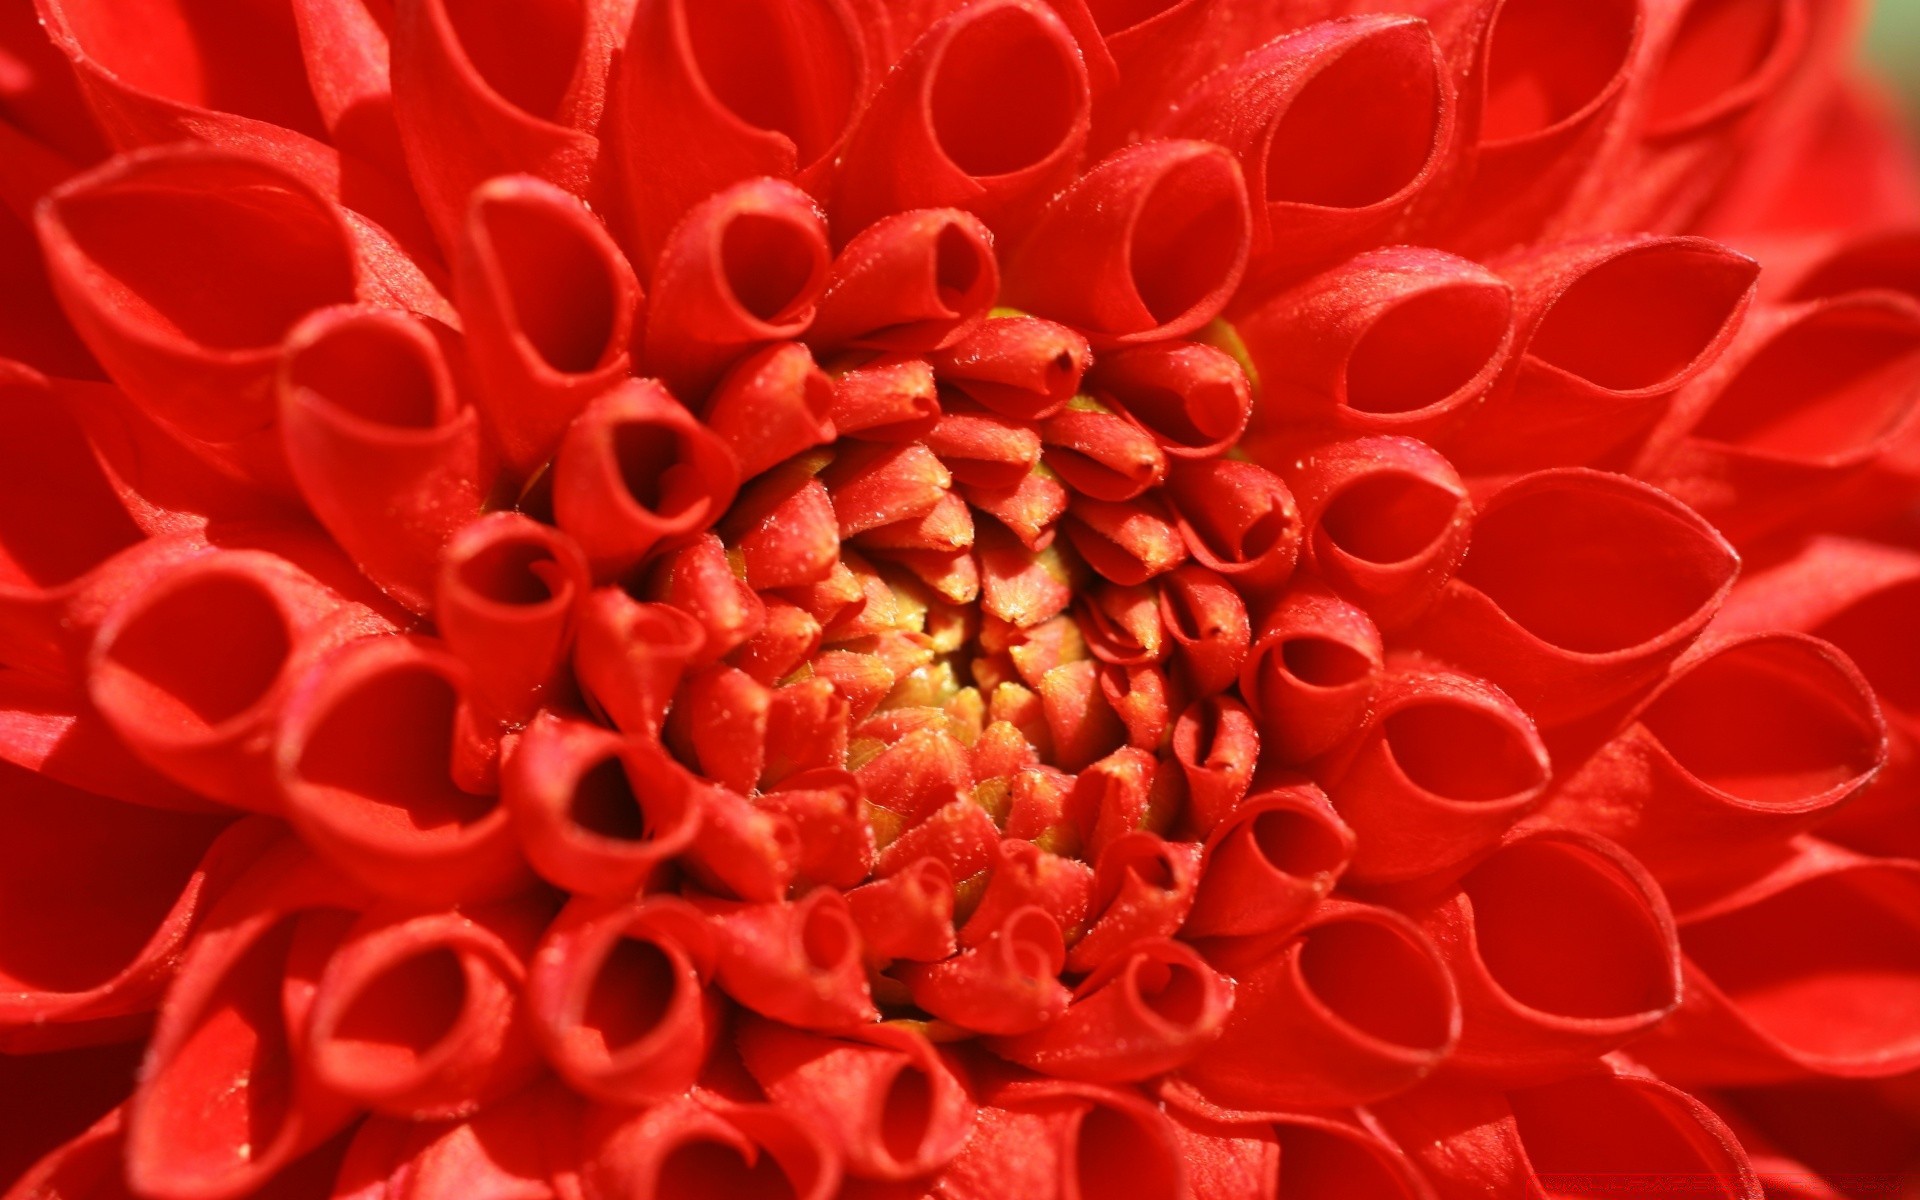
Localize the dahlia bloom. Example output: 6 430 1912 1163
6 0 1920 1197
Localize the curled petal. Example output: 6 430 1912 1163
617 0 870 261
526 894 719 1106
1068 831 1202 973
758 767 875 889
572 587 706 737
305 896 547 1119
828 356 943 442
334 1077 588 1200
125 837 369 1200
702 888 877 1030
1406 468 1739 726
810 208 1000 352
1241 579 1384 765
1240 245 1515 438
582 1095 841 1200
683 781 803 903
846 856 958 963
1064 492 1188 587
551 379 741 581
1319 669 1551 884
1445 235 1759 472
1166 457 1302 594
1374 1068 1760 1200
1184 900 1461 1109
1395 827 1682 1084
897 905 1070 1035
88 549 388 810
1162 15 1452 291
1184 781 1354 941
454 174 643 477
932 315 1091 421
1042 403 1167 502
1087 340 1252 459
1273 432 1472 632
738 1019 977 1181
390 0 622 247
1634 838 1920 1083
823 441 952 537
963 836 1097 947
832 0 1091 239
940 1075 1186 1200
1635 290 1920 544
1170 695 1260 839
502 712 702 897
1543 632 1886 890
436 513 591 729
1425 0 1642 255
280 306 487 613
1159 563 1252 699
990 938 1233 1082
1004 139 1252 346
275 635 529 904
641 177 832 401
1160 1094 1435 1200
0 765 264 1051
36 146 363 477
705 342 838 480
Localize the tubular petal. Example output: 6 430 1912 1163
454 175 643 478
1004 139 1253 346
1184 900 1461 1109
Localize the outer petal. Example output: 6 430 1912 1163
1161 15 1453 293
616 0 870 255
581 1096 841 1200
1003 140 1252 347
1183 900 1461 1110
1404 468 1739 727
279 306 487 613
1316 669 1551 885
1632 838 1920 1084
525 894 720 1106
274 635 530 905
454 175 643 478
831 0 1091 241
1239 246 1515 440
1442 234 1758 472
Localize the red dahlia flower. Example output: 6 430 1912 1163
5 0 1920 1197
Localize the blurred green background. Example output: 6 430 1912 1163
1870 0 1920 110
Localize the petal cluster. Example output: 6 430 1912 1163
3 1 1920 1198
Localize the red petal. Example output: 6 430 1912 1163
737 1019 976 1181
1239 245 1514 439
810 208 999 352
1317 668 1550 885
1406 468 1738 726
280 306 487 613
551 378 741 581
526 894 720 1106
304 895 547 1119
831 0 1090 240
1185 900 1460 1109
1005 139 1251 345
1162 15 1452 292
615 0 870 262
989 938 1232 1082
503 712 701 897
275 635 529 904
700 889 878 1030
454 175 643 477
1183 780 1352 941
640 177 832 401
1240 579 1383 765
